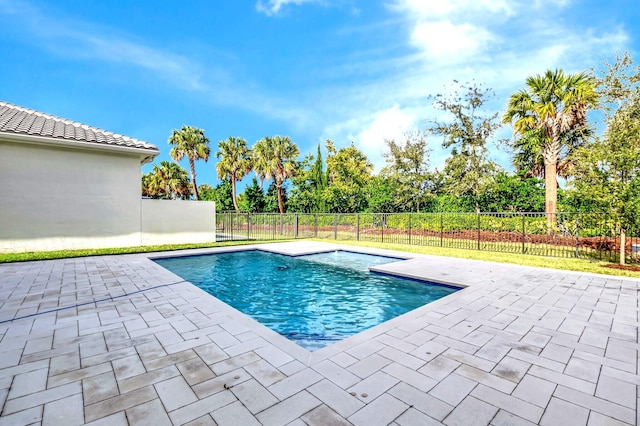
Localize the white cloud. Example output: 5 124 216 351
351 105 418 172
411 20 494 62
389 0 513 19
256 0 319 16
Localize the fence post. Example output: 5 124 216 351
334 214 337 240
381 214 384 243
477 212 481 250
440 213 444 247
357 214 360 241
521 213 525 254
247 214 250 240
408 213 412 245
295 214 299 238
575 214 579 258
315 214 318 237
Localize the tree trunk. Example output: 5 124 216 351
277 185 284 214
231 178 239 212
620 227 626 266
544 158 558 233
189 160 200 201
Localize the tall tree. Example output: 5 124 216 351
324 141 373 213
572 53 640 264
215 137 252 212
259 136 299 214
288 154 317 213
168 126 210 200
503 70 598 227
381 130 434 212
431 82 501 211
312 144 328 212
252 137 272 189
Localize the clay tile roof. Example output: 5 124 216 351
0 100 158 152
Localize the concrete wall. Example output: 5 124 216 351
0 140 142 252
141 199 216 246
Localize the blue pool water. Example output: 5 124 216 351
155 250 459 351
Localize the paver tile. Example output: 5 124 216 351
268 367 322 400
512 374 556 408
229 378 278 414
348 393 408 426
540 397 589 426
554 385 635 424
429 373 477 406
83 371 120 405
3 381 81 415
395 407 442 426
443 395 499 426
125 398 172 426
43 393 84 426
308 379 365 418
301 404 352 426
8 367 47 399
84 385 157 423
490 410 537 426
256 391 321 426
471 384 543 423
168 389 237 425
176 357 216 386
389 382 454 421
211 400 261 426
155 376 198 411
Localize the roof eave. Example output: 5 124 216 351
0 131 160 164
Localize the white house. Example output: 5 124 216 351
0 101 215 252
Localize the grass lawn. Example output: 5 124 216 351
320 239 640 278
0 240 282 263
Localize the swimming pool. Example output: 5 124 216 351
155 250 459 351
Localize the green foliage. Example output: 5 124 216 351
243 177 266 213
199 179 234 211
252 135 300 213
324 140 372 213
380 131 435 212
365 176 401 213
265 181 287 213
168 125 210 200
288 154 317 213
216 136 252 212
503 69 598 218
142 161 192 200
430 82 501 208
480 172 545 212
572 53 640 232
312 144 328 212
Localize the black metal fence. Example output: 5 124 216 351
216 212 640 263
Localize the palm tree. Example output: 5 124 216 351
145 161 192 199
252 137 272 189
215 137 252 212
503 69 597 228
168 126 210 200
264 136 299 214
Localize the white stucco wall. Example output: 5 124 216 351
141 199 216 246
0 140 142 252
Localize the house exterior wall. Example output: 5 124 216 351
141 199 216 246
0 140 142 252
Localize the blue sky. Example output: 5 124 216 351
1 0 637 189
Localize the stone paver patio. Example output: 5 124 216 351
0 241 638 425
